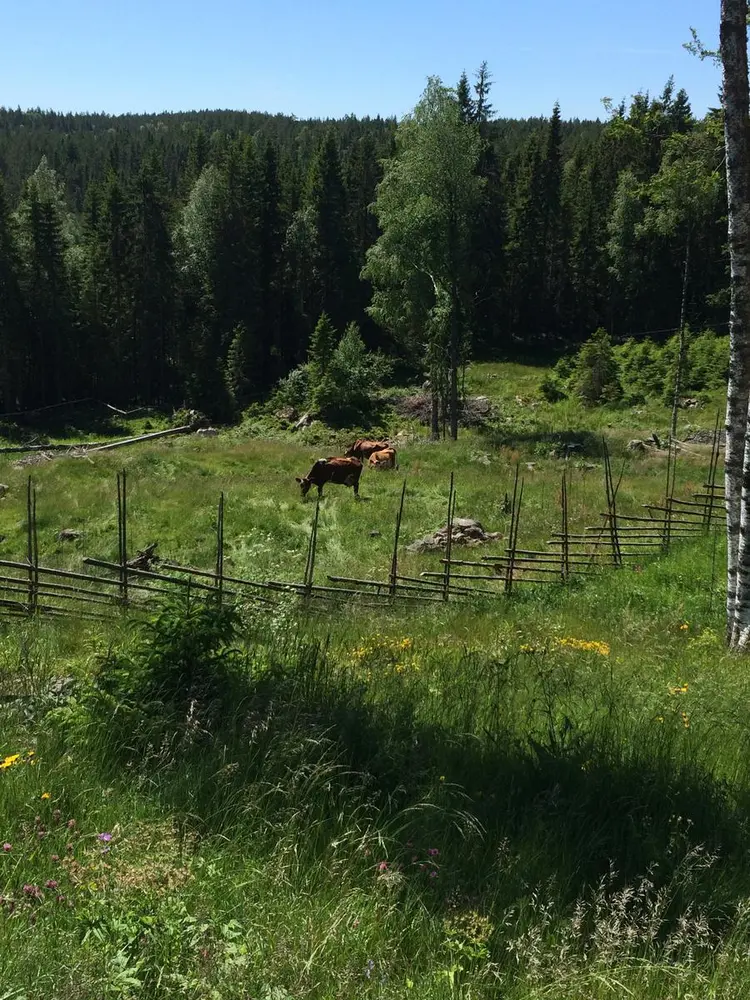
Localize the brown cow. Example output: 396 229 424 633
344 438 390 460
296 457 363 498
368 447 398 470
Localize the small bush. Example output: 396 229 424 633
548 328 728 408
95 595 246 716
570 328 622 405
540 372 567 403
269 364 311 411
311 322 393 422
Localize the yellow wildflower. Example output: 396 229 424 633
0 754 21 771
519 643 537 654
682 712 690 729
680 623 689 631
41 792 51 800
557 637 610 656
668 683 689 695
655 716 664 723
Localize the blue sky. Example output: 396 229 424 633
1 0 721 121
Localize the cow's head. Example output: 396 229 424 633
344 443 357 457
295 476 313 497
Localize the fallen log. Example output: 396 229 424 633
87 425 192 453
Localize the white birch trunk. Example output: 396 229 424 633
720 0 750 645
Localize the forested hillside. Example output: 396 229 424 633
0 70 727 418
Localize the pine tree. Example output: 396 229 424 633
127 156 176 403
457 71 475 123
258 142 286 379
344 134 382 342
473 61 494 124
82 170 132 397
0 176 30 410
15 158 78 405
305 129 354 330
308 311 339 377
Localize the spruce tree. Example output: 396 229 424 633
258 142 286 379
15 158 77 405
0 176 30 411
127 156 176 403
305 129 354 330
473 62 494 125
457 71 475 123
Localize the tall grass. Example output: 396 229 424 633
0 363 742 997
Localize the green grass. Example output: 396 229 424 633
0 363 742 999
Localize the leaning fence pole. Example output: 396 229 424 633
304 497 321 600
505 477 524 596
704 411 721 529
560 472 570 583
663 438 677 552
26 477 38 615
602 440 622 568
32 485 38 611
389 480 407 596
443 473 455 602
116 470 129 606
215 491 225 601
505 465 521 594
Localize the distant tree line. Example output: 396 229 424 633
0 69 728 419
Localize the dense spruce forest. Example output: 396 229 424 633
0 69 728 419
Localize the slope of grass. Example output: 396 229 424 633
0 363 741 999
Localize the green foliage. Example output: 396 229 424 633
310 321 393 422
551 328 729 406
307 311 339 378
269 363 311 411
364 76 483 437
94 595 245 717
0 364 744 997
569 328 622 405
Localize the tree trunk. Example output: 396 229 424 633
449 302 459 441
430 358 440 440
720 0 750 646
670 232 691 442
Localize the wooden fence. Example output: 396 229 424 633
0 424 726 622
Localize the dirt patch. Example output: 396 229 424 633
394 395 495 428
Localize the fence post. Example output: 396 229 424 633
389 479 407 596
303 497 320 600
116 470 129 606
215 491 225 602
560 472 570 583
26 477 38 615
443 473 455 602
505 465 520 595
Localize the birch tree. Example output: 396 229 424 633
363 78 482 439
720 0 750 646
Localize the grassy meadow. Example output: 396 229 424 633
0 363 746 999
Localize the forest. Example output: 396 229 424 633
0 67 727 421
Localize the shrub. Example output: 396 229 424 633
94 595 246 715
311 322 393 422
570 328 622 405
270 364 311 411
540 372 567 402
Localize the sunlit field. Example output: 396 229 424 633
0 364 743 999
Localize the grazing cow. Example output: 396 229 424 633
368 447 398 470
345 438 390 460
296 457 363 498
